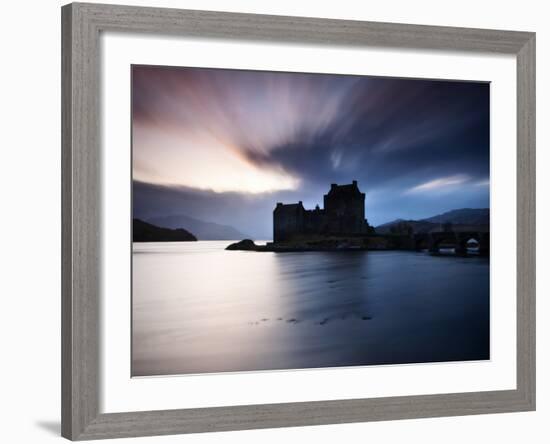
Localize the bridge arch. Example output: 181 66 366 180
413 231 489 256
429 232 460 254
413 234 430 251
456 232 489 256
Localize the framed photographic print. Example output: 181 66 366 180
61 2 536 440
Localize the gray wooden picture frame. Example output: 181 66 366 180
61 2 536 440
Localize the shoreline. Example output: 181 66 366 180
225 238 489 256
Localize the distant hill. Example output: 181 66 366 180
133 219 197 242
147 214 247 240
376 208 489 234
376 219 439 234
423 208 489 225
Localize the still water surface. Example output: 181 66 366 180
132 241 489 376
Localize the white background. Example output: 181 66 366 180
101 34 517 413
0 0 547 443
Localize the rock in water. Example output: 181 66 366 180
225 239 258 251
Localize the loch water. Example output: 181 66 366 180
132 241 490 376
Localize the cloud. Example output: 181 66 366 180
132 66 490 230
404 174 471 194
473 179 491 187
132 66 358 192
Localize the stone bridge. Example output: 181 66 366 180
414 231 489 256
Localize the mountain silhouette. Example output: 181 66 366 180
147 214 247 240
422 208 489 225
376 208 489 234
133 219 197 242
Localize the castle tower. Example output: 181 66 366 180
323 180 367 234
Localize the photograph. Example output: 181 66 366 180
0 0 540 442
131 65 490 377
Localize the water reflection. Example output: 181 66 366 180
132 242 489 376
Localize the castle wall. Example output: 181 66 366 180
273 204 305 242
304 209 328 235
324 184 367 234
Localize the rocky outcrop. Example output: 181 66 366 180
133 219 197 242
225 239 260 251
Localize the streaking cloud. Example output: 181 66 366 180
132 66 356 193
474 179 491 187
132 65 490 234
405 175 471 194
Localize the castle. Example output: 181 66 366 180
273 181 372 242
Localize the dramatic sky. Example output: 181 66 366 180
132 65 489 239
